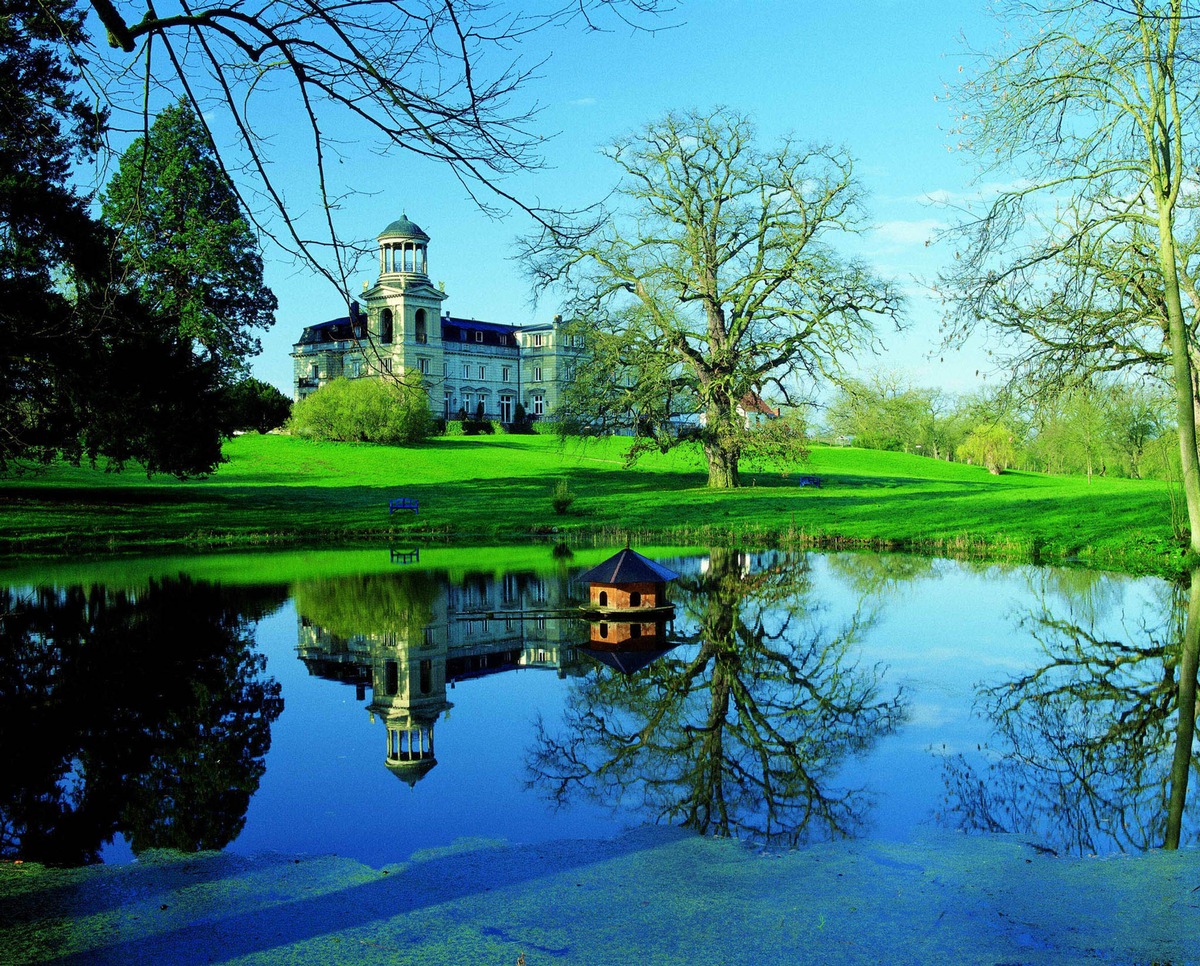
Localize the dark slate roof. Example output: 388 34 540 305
576 549 679 585
378 214 429 240
443 316 519 335
296 316 357 345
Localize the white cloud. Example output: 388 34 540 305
568 97 598 107
870 218 947 248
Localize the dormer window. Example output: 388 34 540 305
475 331 483 342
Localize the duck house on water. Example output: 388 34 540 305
576 548 679 618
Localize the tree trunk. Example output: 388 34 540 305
705 443 740 488
1165 565 1200 849
703 403 741 488
1158 214 1200 554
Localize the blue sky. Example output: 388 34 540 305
247 1 1003 398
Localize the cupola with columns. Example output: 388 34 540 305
360 213 447 385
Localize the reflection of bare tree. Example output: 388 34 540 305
939 569 1200 854
528 549 906 845
821 552 940 602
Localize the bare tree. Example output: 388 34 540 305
522 107 902 488
54 0 665 295
943 0 1200 549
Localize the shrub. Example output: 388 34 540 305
551 478 576 514
443 419 465 437
290 376 430 444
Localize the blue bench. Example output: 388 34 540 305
389 497 419 514
796 476 821 488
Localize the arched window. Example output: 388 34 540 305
598 591 608 607
415 309 427 344
599 623 608 639
629 591 642 607
380 309 394 344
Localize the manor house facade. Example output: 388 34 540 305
291 214 579 424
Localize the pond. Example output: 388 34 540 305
1 546 1193 868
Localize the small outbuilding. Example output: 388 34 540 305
576 548 679 615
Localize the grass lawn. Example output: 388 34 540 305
0 432 1184 574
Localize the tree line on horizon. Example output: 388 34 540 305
820 369 1177 481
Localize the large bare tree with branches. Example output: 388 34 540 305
48 0 663 292
523 107 901 488
944 0 1200 850
943 0 1200 551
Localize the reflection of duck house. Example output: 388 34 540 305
584 618 675 675
577 548 679 618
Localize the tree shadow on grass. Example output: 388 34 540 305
36 829 674 965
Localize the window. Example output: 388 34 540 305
444 392 452 417
381 358 392 374
478 365 485 380
380 309 394 344
533 366 543 382
463 392 473 412
349 359 361 378
418 357 430 375
462 362 470 378
415 309 427 344
459 329 467 341
419 659 432 695
533 393 544 417
475 330 483 342
502 366 511 382
500 394 513 423
533 333 544 347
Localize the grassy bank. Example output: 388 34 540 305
0 433 1183 574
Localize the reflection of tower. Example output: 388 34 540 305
367 629 452 786
295 567 592 782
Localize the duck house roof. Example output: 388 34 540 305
576 548 679 585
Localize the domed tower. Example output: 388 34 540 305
361 213 447 410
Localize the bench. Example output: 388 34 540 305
796 475 821 488
389 497 419 514
390 548 420 564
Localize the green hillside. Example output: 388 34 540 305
0 433 1181 574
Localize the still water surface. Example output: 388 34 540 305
2 548 1191 867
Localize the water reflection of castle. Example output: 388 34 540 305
296 570 587 785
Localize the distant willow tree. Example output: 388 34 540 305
522 107 901 488
102 100 277 384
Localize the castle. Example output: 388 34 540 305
291 214 579 424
